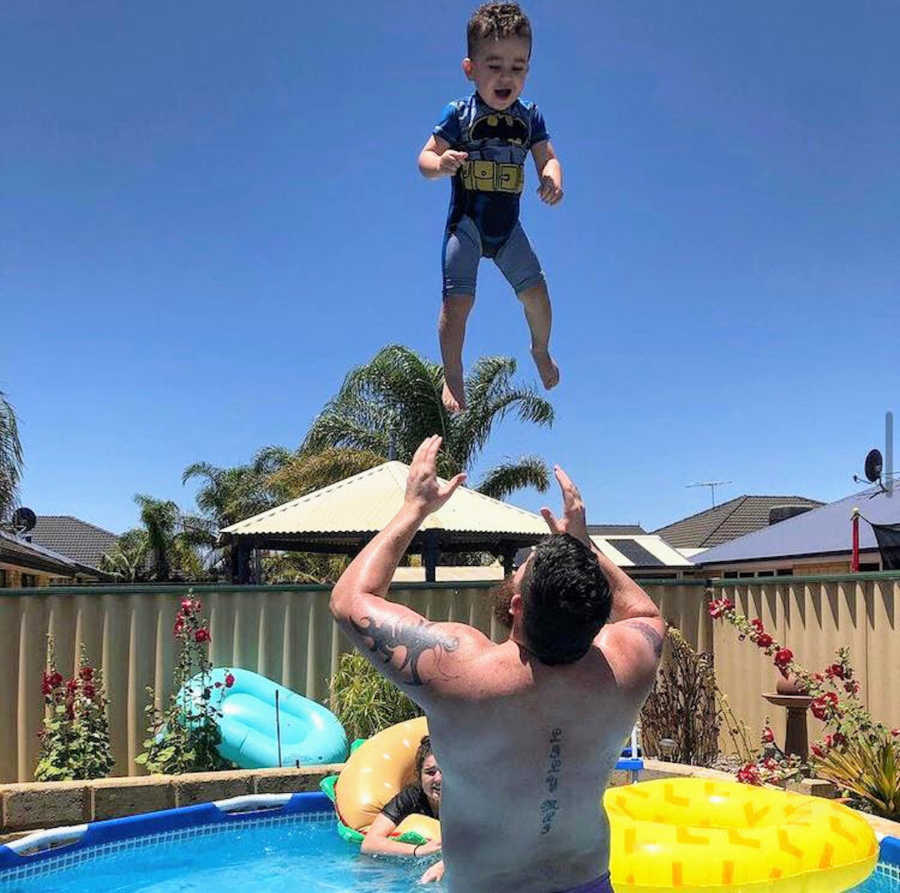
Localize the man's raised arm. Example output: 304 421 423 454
540 466 665 667
329 436 468 698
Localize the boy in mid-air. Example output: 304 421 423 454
418 3 563 413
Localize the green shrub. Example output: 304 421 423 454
329 652 421 741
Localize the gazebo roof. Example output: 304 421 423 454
219 461 547 552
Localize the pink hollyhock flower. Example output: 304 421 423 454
79 666 94 681
750 618 764 631
82 683 95 699
66 678 78 694
194 628 210 643
761 727 775 744
756 633 773 649
173 617 185 636
773 648 793 675
225 673 235 688
763 757 778 771
811 744 826 758
825 663 844 680
737 763 761 785
891 729 899 737
50 671 63 687
811 697 829 721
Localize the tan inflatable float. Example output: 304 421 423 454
334 715 440 841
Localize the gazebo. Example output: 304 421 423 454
218 461 548 583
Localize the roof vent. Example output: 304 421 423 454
768 505 813 525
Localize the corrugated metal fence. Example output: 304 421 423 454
0 575 896 782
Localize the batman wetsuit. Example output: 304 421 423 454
433 92 549 299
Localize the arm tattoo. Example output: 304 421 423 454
539 727 563 835
624 620 664 658
350 616 459 686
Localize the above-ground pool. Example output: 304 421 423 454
0 794 897 892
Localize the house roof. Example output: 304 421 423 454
0 529 78 577
220 461 547 550
653 496 824 549
690 485 900 565
30 516 119 570
587 524 647 536
514 532 693 570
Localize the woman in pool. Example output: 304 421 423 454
360 735 443 859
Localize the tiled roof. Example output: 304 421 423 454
0 530 77 576
30 516 119 570
691 485 899 565
653 496 823 549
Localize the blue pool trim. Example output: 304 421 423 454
0 791 332 875
882 835 900 866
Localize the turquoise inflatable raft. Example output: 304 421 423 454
179 668 348 769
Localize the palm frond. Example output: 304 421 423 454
476 456 551 501
270 447 387 499
0 392 24 518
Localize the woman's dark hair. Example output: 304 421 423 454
522 534 611 665
415 735 433 779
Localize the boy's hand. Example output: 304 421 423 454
438 150 468 175
537 173 563 205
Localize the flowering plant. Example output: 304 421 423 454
709 591 900 816
35 637 113 781
137 590 235 774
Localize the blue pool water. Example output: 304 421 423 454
0 812 896 892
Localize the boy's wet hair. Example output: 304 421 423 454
522 534 611 665
467 3 532 58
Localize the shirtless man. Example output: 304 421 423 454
329 435 664 892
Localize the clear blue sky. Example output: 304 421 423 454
4 1 898 536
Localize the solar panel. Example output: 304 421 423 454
610 539 665 567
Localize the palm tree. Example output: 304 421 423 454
0 391 24 519
100 529 151 582
131 495 208 582
298 345 553 500
182 446 293 528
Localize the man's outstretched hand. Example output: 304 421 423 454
405 436 466 517
540 465 590 546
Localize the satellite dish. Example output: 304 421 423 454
864 449 883 483
12 507 37 534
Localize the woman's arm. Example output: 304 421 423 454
360 813 441 857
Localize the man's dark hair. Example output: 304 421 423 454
467 3 532 58
521 534 611 665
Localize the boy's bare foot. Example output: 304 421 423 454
442 367 466 413
531 347 560 390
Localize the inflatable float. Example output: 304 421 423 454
322 716 437 844
326 719 877 891
178 667 348 769
606 778 877 892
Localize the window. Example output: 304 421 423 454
737 572 755 579
776 569 794 577
0 569 6 587
858 562 880 572
723 571 738 579
756 570 775 577
20 573 38 587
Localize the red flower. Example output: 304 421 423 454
811 697 831 721
824 691 839 705
79 666 94 681
41 672 56 695
825 663 845 680
180 597 201 616
82 683 95 700
773 649 793 675
225 673 235 688
762 757 778 771
50 671 63 688
737 763 761 786
813 672 825 682
811 744 826 758
194 627 210 643
66 678 78 694
891 729 899 738
824 732 846 749
173 617 185 636
761 726 775 744
756 633 773 649
843 680 859 696
708 598 734 619
750 618 764 631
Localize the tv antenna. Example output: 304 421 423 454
687 480 732 508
